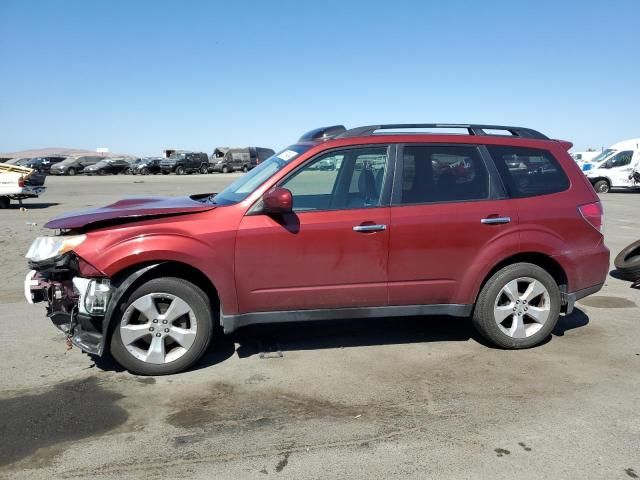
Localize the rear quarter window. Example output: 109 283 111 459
487 146 569 198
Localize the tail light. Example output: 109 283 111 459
18 176 25 187
579 201 604 233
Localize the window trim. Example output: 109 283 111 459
391 143 503 207
268 143 397 214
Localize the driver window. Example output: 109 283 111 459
281 147 388 212
610 150 633 167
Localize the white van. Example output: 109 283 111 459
585 138 640 193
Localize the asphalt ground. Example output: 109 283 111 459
0 174 638 479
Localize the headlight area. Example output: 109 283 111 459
24 246 113 355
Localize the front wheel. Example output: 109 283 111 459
242 165 248 173
472 263 560 349
200 165 209 174
593 180 610 193
110 277 213 375
67 167 76 176
221 165 230 174
175 166 185 175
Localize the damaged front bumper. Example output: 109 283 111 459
25 254 113 355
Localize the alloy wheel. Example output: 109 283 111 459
120 293 198 364
493 277 551 338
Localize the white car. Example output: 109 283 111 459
0 163 46 208
585 138 640 193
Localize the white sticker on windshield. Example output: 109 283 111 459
277 150 298 161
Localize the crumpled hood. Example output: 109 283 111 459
45 195 215 230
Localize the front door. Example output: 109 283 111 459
235 145 392 313
388 144 519 306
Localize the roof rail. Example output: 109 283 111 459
298 125 347 142
336 124 549 140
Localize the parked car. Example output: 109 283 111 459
160 152 209 175
84 158 133 176
131 157 163 175
210 147 275 173
584 138 640 192
20 156 67 174
49 156 104 176
4 157 29 166
24 123 609 375
0 163 46 209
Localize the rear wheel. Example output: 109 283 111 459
472 263 560 349
242 165 248 173
110 277 213 375
593 179 610 193
141 167 149 175
222 165 230 174
200 165 209 174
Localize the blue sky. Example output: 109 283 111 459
1 0 638 155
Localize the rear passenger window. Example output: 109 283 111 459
487 146 569 198
398 145 489 204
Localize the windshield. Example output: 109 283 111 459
212 145 312 206
590 149 616 165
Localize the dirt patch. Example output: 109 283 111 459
578 296 637 309
166 382 364 432
0 377 128 467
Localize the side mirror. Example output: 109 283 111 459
262 187 293 214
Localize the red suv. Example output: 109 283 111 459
25 124 609 375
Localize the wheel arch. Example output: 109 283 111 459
472 252 568 306
100 260 221 355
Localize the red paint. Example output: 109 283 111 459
50 133 609 316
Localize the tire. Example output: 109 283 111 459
0 196 10 209
614 240 640 281
162 171 169 175
472 263 561 349
141 168 149 175
98 169 105 176
175 166 185 175
242 165 248 173
200 165 209 174
222 165 230 174
110 277 213 375
593 180 610 193
67 167 76 176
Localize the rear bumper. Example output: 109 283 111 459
563 283 604 315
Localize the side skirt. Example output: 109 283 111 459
222 304 473 334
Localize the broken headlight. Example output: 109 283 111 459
25 235 87 263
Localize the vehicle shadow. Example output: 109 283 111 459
233 315 473 359
6 202 60 209
91 309 592 373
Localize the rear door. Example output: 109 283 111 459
388 143 520 306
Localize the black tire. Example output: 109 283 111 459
67 167 76 176
472 262 561 349
0 196 10 209
110 277 213 375
141 167 149 175
175 166 185 175
162 171 169 175
222 165 230 174
200 165 209 174
125 168 132 175
593 180 610 193
97 169 105 176
242 165 248 173
614 240 640 281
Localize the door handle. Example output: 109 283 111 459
481 216 511 225
353 224 387 232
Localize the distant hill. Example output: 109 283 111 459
0 147 136 159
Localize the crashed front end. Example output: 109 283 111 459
25 234 113 355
